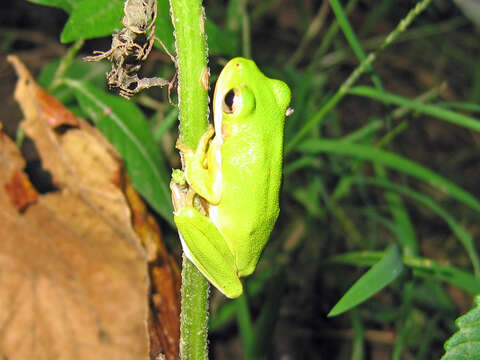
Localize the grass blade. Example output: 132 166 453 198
330 0 383 91
349 86 480 132
298 139 480 213
351 176 480 276
328 245 404 317
331 252 480 294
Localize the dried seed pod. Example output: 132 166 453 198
84 0 174 99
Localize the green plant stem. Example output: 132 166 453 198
169 0 210 358
238 0 251 58
236 293 254 358
170 0 209 146
308 0 358 68
50 39 84 90
286 0 434 153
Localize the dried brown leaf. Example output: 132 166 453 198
126 182 181 360
0 128 149 359
1 56 181 360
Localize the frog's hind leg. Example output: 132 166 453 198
174 206 243 298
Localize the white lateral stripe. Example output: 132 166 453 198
213 85 224 145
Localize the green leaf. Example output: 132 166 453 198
153 108 179 141
328 245 404 317
154 0 175 53
298 139 480 213
206 20 239 56
61 0 123 43
331 252 480 295
442 295 480 360
26 0 80 14
38 58 109 104
64 79 174 225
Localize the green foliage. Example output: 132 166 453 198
26 0 80 13
297 139 480 213
38 58 109 104
329 245 404 317
442 295 480 360
28 0 236 55
61 0 123 43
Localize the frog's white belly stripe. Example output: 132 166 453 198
210 104 223 228
213 84 224 145
209 204 219 228
209 138 221 228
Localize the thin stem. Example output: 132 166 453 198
169 0 210 358
50 39 85 90
239 0 251 58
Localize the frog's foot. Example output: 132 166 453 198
174 206 243 298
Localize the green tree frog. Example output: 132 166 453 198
171 57 291 298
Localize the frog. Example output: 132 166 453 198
171 57 291 298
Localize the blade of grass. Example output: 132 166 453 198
153 107 179 141
351 308 365 360
339 119 383 143
406 257 480 295
236 293 254 358
329 0 383 91
392 281 415 360
349 86 480 132
330 251 480 294
297 139 480 213
328 244 404 317
309 0 358 64
437 101 480 114
329 0 417 257
251 268 287 358
351 176 480 276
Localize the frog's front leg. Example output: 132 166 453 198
173 202 243 298
176 124 222 204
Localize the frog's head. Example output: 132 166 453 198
213 57 291 140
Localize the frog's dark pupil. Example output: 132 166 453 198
224 89 235 113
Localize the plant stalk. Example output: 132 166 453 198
169 0 210 358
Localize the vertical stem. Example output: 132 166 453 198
238 0 251 58
169 0 210 359
170 0 209 147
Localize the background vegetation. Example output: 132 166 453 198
1 0 480 358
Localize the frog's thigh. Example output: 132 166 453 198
174 207 243 298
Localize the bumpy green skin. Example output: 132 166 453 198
173 57 291 298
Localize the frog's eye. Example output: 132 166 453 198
222 89 237 114
222 86 255 117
